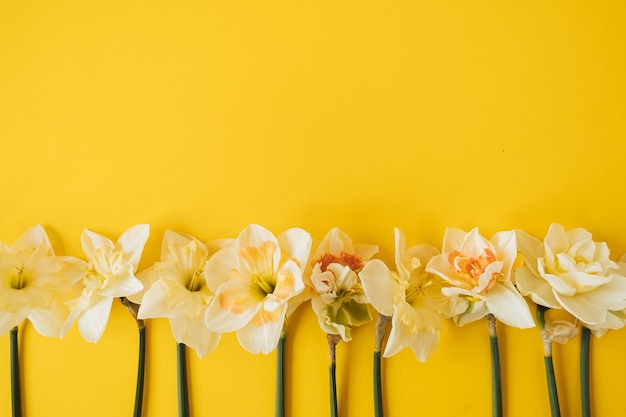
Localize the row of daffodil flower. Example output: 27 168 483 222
3 223 626 417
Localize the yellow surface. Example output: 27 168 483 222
1 1 626 416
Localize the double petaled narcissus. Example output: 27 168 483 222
516 223 626 332
306 227 378 341
426 227 534 328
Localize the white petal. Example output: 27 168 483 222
441 228 467 253
426 254 463 285
491 231 516 276
205 295 261 333
13 225 53 255
116 224 150 269
315 228 351 258
513 266 560 308
170 315 221 358
236 309 287 354
578 275 626 311
393 228 408 273
204 247 236 292
138 280 187 319
359 259 396 316
460 227 492 256
355 244 379 262
545 224 569 254
81 229 114 261
555 292 607 326
127 265 160 304
485 282 534 328
409 331 439 362
0 309 29 336
77 296 114 343
28 301 67 337
277 228 312 270
99 272 143 298
455 301 489 326
515 229 544 277
237 224 277 249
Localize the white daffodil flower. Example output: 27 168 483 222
0 225 83 337
516 224 626 330
426 227 534 328
204 224 311 354
360 228 452 361
128 230 233 358
62 225 149 343
306 227 378 341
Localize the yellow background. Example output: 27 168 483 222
1 1 626 415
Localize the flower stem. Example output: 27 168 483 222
328 334 341 417
10 326 22 417
134 323 146 417
487 314 502 417
580 326 591 417
374 315 391 417
177 343 190 417
537 305 561 417
275 332 286 417
121 297 146 417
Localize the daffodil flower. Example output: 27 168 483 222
425 227 534 328
1 225 85 417
204 224 311 354
0 225 83 337
128 230 232 358
516 224 626 417
515 223 626 328
62 224 150 343
360 228 452 361
307 227 378 341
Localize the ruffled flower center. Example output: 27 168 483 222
313 251 363 272
448 248 501 291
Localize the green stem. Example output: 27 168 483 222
275 333 285 417
373 314 391 417
10 327 22 417
537 305 561 417
580 326 591 417
373 351 383 417
487 314 502 417
133 323 146 417
328 334 340 417
177 343 189 417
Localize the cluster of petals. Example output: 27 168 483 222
14 222 626 357
516 223 626 335
0 226 82 337
61 225 150 343
306 228 378 341
425 227 534 328
204 224 312 354
360 228 453 361
128 230 233 358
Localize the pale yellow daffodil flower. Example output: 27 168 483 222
0 225 83 337
129 230 233 358
360 228 452 361
426 227 534 328
61 224 149 343
204 224 311 354
516 223 626 330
